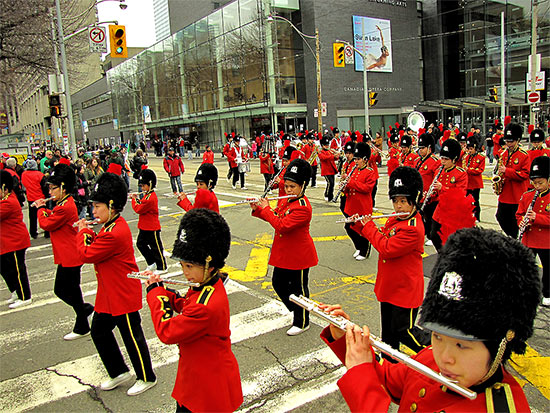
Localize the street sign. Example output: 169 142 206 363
531 105 540 112
314 103 327 118
344 45 354 65
526 71 545 91
88 26 107 53
528 91 540 104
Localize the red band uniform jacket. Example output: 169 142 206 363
38 195 83 267
415 154 441 204
0 192 30 255
321 330 530 413
318 149 338 176
401 151 420 168
340 160 357 202
77 215 141 315
464 153 485 190
387 146 401 177
131 190 161 231
252 196 318 270
498 146 530 204
146 276 243 412
528 147 550 165
177 188 219 213
433 166 468 224
259 153 275 174
21 170 45 202
201 150 214 164
516 188 550 249
344 165 376 219
360 214 425 308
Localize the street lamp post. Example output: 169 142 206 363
267 14 322 134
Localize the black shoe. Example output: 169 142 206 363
44 232 50 239
31 233 38 239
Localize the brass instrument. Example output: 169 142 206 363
517 191 539 240
307 145 319 165
336 212 409 224
332 165 357 203
235 195 296 205
368 143 389 159
127 272 200 287
289 294 477 400
420 166 443 212
492 153 505 195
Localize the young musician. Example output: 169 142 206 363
464 138 485 222
36 164 93 339
386 134 401 177
527 129 550 166
0 170 32 309
201 145 214 164
259 147 275 194
456 132 468 168
338 142 356 214
356 166 430 357
400 135 419 168
495 123 530 238
318 136 340 202
251 159 318 335
76 173 157 396
307 133 319 187
177 163 219 213
271 146 297 200
145 209 243 412
492 123 505 160
131 169 168 274
320 227 541 412
516 156 549 306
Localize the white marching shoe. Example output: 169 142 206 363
100 372 132 391
63 331 90 341
127 380 157 396
153 269 168 275
353 250 361 258
8 299 32 309
145 263 157 272
286 325 310 336
355 255 366 261
7 291 17 304
425 239 434 246
542 297 550 307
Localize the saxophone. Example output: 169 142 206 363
492 151 505 195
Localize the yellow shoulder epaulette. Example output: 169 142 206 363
104 222 116 232
456 166 465 172
518 148 528 155
299 198 307 207
197 285 215 305
83 233 93 246
408 217 416 227
485 382 516 413
157 295 174 322
144 193 152 201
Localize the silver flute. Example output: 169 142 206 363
336 212 409 224
30 196 55 207
289 294 477 400
127 272 200 287
72 219 100 227
235 194 297 205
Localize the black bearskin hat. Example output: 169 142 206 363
47 163 76 193
456 132 467 143
333 128 340 134
284 158 312 187
420 228 541 361
418 133 435 150
400 135 413 147
0 170 14 192
282 146 296 160
530 128 545 143
172 208 230 269
389 166 423 204
344 142 355 154
466 138 477 150
389 134 400 144
320 136 331 146
504 123 523 142
440 139 461 161
194 163 218 188
90 172 128 211
530 155 549 179
353 142 371 160
138 168 157 188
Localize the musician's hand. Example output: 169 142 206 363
345 324 373 369
341 173 347 181
526 210 536 221
130 193 138 200
75 218 88 232
434 181 442 191
318 303 350 341
177 192 187 201
498 165 506 174
256 198 269 209
359 214 372 226
145 272 162 287
33 199 46 208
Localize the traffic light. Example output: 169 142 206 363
369 91 378 107
333 43 345 68
49 94 62 118
489 87 498 103
109 25 127 58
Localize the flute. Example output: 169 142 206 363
289 294 477 400
127 272 200 287
72 219 100 227
31 196 55 207
235 194 297 205
336 212 409 224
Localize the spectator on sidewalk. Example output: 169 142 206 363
163 147 184 194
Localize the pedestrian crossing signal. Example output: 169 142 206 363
333 43 345 68
109 25 127 58
489 87 498 103
369 92 378 107
48 94 62 118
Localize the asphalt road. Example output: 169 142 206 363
1 153 548 412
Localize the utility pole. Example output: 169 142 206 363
362 20 369 135
529 0 538 127
500 11 506 125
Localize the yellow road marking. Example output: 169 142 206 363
510 345 550 399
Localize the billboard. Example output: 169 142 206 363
352 16 392 73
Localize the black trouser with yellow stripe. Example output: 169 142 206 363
380 302 430 362
0 248 31 301
54 265 93 334
272 267 310 328
136 229 167 271
91 311 156 382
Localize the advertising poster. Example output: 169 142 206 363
352 16 392 73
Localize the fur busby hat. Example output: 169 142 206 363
400 135 413 147
456 132 467 143
0 170 14 192
320 136 331 146
420 228 541 363
284 158 312 187
333 128 340 134
47 163 76 193
389 166 423 204
389 134 400 144
90 172 128 211
439 138 461 161
417 133 435 150
353 142 371 160
282 146 296 160
343 142 355 154
466 138 477 150
529 128 545 143
194 163 218 189
172 208 230 270
530 155 549 179
504 123 522 142
138 168 157 188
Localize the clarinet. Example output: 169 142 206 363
262 167 285 198
332 165 357 203
517 191 539 240
289 294 477 400
420 166 443 212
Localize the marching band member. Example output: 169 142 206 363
338 142 356 214
400 135 419 168
456 132 468 168
495 123 530 238
36 164 93 338
356 166 430 357
201 144 214 164
250 159 318 336
76 173 157 396
321 227 541 412
386 134 401 177
270 146 298 201
464 138 485 222
492 123 505 161
307 133 319 187
364 135 380 207
145 209 243 412
415 133 441 246
527 129 550 166
131 169 168 274
223 134 233 182
516 156 549 306
319 135 340 202
0 170 32 309
259 147 275 194
344 143 376 261
177 163 219 213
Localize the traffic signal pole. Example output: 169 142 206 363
362 21 369 135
